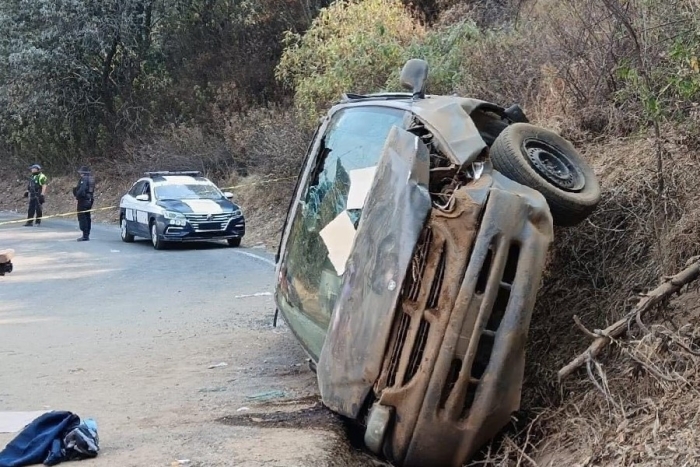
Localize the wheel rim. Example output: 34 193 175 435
121 219 127 239
522 139 585 192
151 225 157 246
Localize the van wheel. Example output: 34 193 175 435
490 123 601 226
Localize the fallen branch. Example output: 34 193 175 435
558 258 700 381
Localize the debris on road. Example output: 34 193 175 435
198 387 227 393
207 362 228 369
234 292 272 299
245 390 286 402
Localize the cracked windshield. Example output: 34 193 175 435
280 106 408 327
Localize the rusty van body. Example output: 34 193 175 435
274 59 600 466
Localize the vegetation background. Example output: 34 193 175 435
1 0 700 464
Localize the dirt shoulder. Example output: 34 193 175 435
0 215 381 467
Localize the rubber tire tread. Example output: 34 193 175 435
120 217 135 243
227 238 241 247
151 221 166 250
490 123 601 226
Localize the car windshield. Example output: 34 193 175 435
155 184 222 200
279 106 408 329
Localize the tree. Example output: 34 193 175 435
0 0 162 166
276 0 426 124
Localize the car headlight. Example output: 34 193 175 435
164 211 187 226
231 209 242 217
164 211 185 220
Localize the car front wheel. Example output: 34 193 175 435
490 123 601 226
120 217 135 243
227 238 241 248
150 222 166 250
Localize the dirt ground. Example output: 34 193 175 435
0 215 382 467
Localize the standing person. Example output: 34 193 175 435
24 164 48 226
72 166 95 242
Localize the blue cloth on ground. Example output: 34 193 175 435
0 411 98 467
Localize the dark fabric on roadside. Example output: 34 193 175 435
44 419 99 466
0 412 99 467
0 412 78 467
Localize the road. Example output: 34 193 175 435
0 215 378 467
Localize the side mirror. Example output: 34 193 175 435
223 192 234 199
135 194 149 202
400 59 429 100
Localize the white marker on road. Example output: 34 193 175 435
233 250 275 268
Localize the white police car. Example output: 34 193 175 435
119 171 245 250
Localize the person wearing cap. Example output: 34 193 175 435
72 166 96 241
23 164 48 227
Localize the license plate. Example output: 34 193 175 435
199 222 221 230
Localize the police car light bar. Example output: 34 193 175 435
145 171 202 177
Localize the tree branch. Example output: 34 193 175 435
558 258 700 381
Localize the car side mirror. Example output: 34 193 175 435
135 194 149 201
400 59 429 100
223 192 234 199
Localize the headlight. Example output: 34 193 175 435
164 211 185 219
231 209 242 217
164 211 187 226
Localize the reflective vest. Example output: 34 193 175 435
27 173 47 197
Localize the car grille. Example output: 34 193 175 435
373 182 553 467
184 212 236 231
377 206 519 416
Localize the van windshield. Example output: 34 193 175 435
278 106 408 331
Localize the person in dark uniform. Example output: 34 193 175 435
24 164 48 226
72 166 95 241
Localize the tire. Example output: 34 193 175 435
490 123 601 226
120 217 135 243
150 221 166 250
227 238 241 248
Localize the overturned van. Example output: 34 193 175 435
274 59 600 466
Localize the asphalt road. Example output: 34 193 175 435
0 215 376 466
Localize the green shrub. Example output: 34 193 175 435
275 0 426 124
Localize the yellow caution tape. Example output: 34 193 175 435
0 176 298 227
0 206 118 226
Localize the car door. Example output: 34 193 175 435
122 180 151 236
134 181 154 235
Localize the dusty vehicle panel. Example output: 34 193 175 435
274 59 600 466
316 125 432 418
375 172 552 466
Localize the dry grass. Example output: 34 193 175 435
459 123 700 466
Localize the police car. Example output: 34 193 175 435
119 171 246 250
